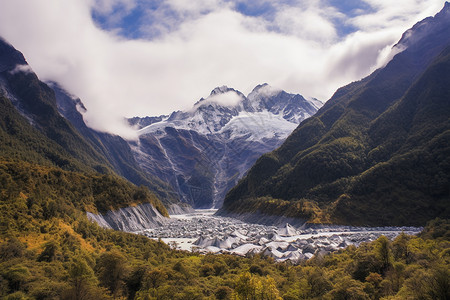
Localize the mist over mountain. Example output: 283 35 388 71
219 2 450 226
130 84 321 208
0 37 111 173
0 38 178 207
49 83 179 206
1 32 321 212
0 3 449 300
0 37 168 216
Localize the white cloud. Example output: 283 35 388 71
9 64 33 75
273 7 337 43
165 0 223 15
198 90 243 107
352 0 444 31
254 85 282 98
0 0 445 139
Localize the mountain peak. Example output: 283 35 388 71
437 1 450 18
248 83 282 100
210 85 233 95
191 86 246 109
251 83 269 91
193 86 241 108
395 1 450 50
0 37 27 73
135 83 319 208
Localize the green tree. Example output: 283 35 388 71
37 240 59 262
427 266 450 300
126 265 149 300
62 257 101 300
392 232 410 262
374 236 392 273
3 265 30 292
305 266 332 298
326 276 369 300
233 272 281 300
364 272 382 299
96 250 129 299
0 238 25 261
234 272 255 300
142 269 167 289
257 276 282 300
4 291 32 300
215 286 233 300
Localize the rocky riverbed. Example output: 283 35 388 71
137 210 421 262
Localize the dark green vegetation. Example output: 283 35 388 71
0 39 116 175
0 160 168 216
221 5 450 226
0 92 167 217
1 195 449 300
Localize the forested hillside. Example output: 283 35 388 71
1 193 448 299
221 5 450 226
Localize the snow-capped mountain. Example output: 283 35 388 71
129 84 321 208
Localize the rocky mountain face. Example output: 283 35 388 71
131 84 321 208
219 2 450 226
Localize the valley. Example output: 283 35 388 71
142 210 421 262
0 2 449 299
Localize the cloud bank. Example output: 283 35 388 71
0 0 444 139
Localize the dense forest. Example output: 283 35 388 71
0 183 448 300
1 129 446 299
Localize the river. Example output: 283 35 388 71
137 209 421 262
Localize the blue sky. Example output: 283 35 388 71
91 0 373 39
0 0 445 139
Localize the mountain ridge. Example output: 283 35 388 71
219 3 450 226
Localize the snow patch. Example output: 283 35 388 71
219 111 298 141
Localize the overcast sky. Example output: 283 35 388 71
0 0 445 139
